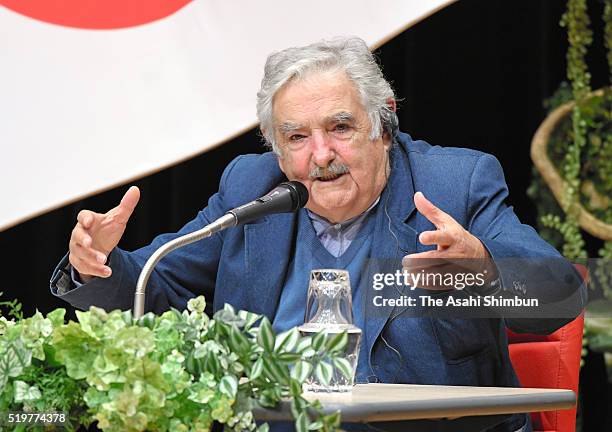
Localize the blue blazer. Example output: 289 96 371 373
51 131 585 400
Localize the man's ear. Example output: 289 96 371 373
382 97 397 151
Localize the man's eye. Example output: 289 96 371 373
333 124 350 133
289 134 305 142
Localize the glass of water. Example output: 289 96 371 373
298 269 362 393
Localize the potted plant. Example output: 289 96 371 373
528 0 612 376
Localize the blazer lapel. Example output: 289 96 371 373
365 145 419 356
245 212 297 319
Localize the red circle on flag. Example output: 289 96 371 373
0 0 194 29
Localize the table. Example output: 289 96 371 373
253 383 575 431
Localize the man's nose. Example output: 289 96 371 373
311 130 335 166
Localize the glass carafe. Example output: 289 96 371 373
298 269 362 393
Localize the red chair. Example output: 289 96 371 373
506 264 587 432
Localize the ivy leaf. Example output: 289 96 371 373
314 361 333 386
219 375 238 399
257 318 275 352
332 357 354 380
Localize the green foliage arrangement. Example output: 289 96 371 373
0 295 350 432
528 0 612 297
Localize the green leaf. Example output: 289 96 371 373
257 318 275 352
219 375 238 399
228 325 249 354
204 352 221 376
46 308 66 327
325 331 348 353
274 328 299 352
250 358 264 380
238 310 261 330
314 361 333 386
308 421 323 430
323 411 342 428
312 330 326 351
137 312 156 330
262 356 288 383
0 340 31 387
332 357 353 379
295 411 309 432
13 380 41 403
257 423 270 432
289 378 302 397
290 361 313 383
187 296 207 314
296 336 312 353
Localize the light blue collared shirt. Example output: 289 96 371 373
307 197 380 258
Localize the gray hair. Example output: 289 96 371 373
256 36 397 154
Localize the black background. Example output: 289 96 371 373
1 0 610 428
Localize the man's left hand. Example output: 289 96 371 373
401 192 497 290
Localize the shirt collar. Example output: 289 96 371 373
306 196 381 232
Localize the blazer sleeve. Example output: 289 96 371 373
49 156 245 315
466 153 587 334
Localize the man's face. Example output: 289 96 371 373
272 70 391 223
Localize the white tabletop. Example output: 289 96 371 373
254 383 575 423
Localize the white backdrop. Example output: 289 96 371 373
0 0 456 231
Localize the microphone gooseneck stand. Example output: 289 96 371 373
132 213 236 319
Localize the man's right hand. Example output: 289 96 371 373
69 186 140 282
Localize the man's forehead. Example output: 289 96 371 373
275 111 358 131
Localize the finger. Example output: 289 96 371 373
413 192 453 229
77 210 96 229
69 251 112 278
402 250 441 268
419 230 455 247
72 224 92 248
74 240 107 264
110 186 141 224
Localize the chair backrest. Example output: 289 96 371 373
506 264 587 432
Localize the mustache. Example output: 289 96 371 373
309 163 350 180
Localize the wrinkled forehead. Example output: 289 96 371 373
271 69 368 128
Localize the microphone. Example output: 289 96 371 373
133 181 308 318
230 181 309 225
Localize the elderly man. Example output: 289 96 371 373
51 37 584 432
